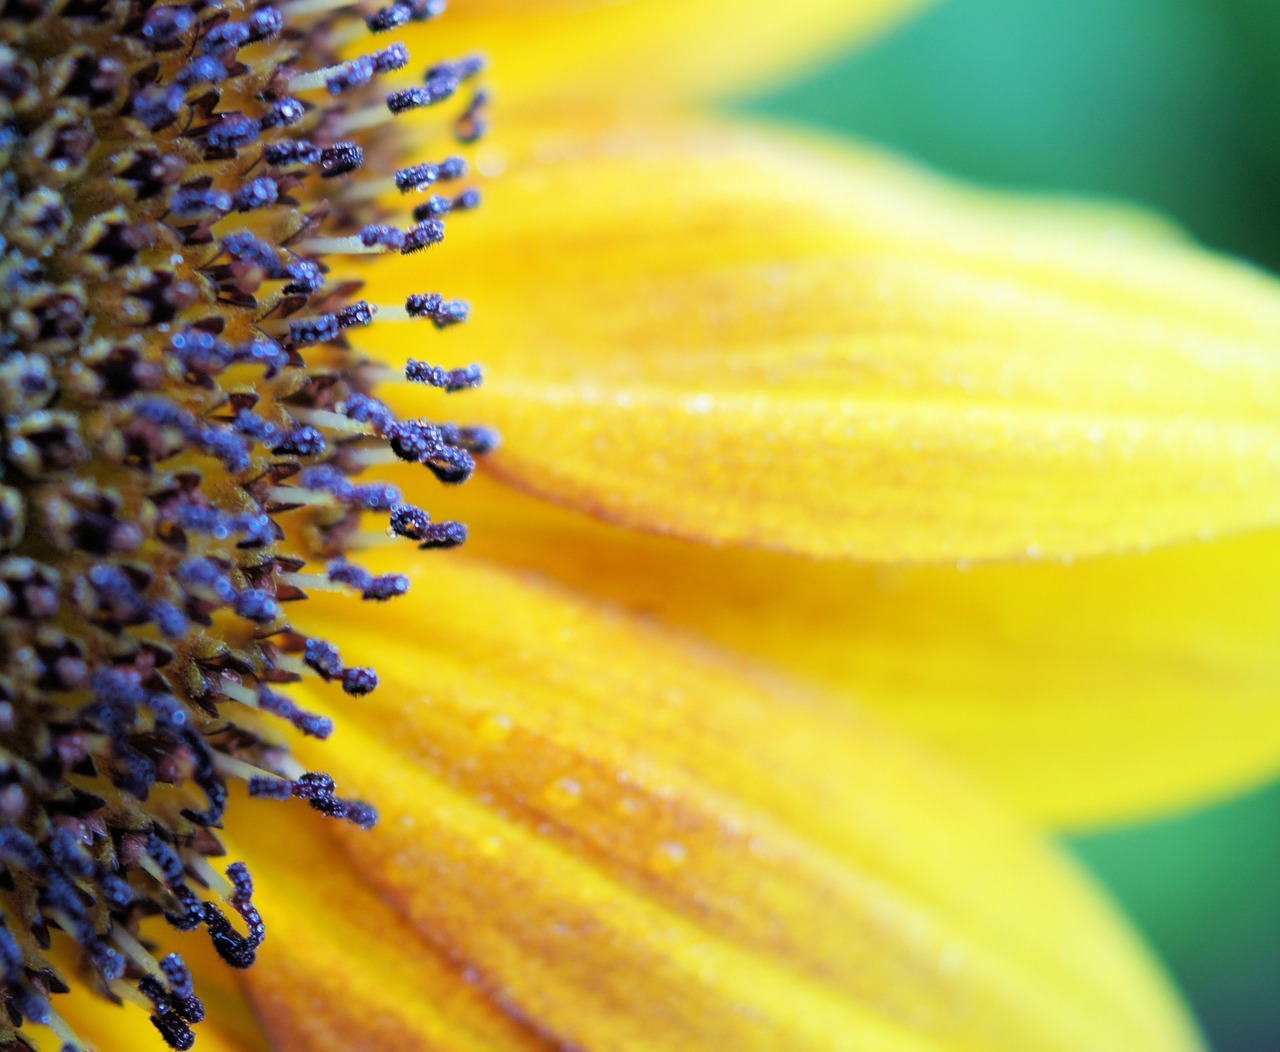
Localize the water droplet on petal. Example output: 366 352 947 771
649 841 688 875
544 777 583 810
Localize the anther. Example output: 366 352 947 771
292 44 408 95
395 156 466 192
389 504 467 549
262 97 306 129
233 178 280 212
140 6 197 49
457 88 490 143
263 140 323 167
286 301 375 347
176 56 228 89
319 141 363 178
203 113 261 154
298 225 406 255
170 186 233 219
404 293 470 328
413 188 481 222
402 220 445 254
387 85 451 115
406 359 483 391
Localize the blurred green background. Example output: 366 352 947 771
744 1 1280 1049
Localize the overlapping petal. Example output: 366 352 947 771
228 822 553 1051
239 551 1204 1052
369 114 1280 562
421 474 1280 828
400 0 930 106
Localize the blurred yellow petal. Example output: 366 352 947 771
255 551 1203 1052
371 115 1280 562
422 474 1280 828
399 0 930 107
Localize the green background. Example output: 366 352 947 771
745 1 1280 1049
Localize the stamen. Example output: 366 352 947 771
407 359 484 391
284 0 355 15
187 856 236 899
216 679 260 707
214 752 284 785
299 223 409 254
264 486 339 507
44 1006 84 1051
275 571 349 594
291 408 378 436
289 45 410 94
330 0 445 47
111 925 165 982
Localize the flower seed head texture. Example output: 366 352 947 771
0 0 485 1047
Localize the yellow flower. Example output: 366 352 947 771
14 1 1280 1050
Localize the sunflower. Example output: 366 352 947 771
7 0 1280 1049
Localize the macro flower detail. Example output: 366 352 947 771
5 0 1280 1050
0 0 485 1047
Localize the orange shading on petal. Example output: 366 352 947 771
253 550 1206 1052
230 817 558 1052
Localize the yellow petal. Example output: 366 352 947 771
228 818 554 1051
398 0 930 106
368 115 1280 561
249 551 1203 1051
423 474 1280 828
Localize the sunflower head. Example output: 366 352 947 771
0 0 485 1046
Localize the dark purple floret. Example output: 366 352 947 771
342 667 379 695
201 19 251 54
206 113 261 152
328 55 374 95
402 219 445 254
406 359 483 390
250 7 283 41
131 84 185 130
234 177 280 212
340 393 396 432
413 188 481 222
171 185 233 218
178 55 229 88
320 141 364 178
141 5 196 48
366 3 410 33
360 223 407 250
304 638 344 679
374 43 411 73
405 293 471 329
263 96 305 129
272 425 327 457
264 139 323 167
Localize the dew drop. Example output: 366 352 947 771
544 777 583 810
474 711 513 745
649 841 688 875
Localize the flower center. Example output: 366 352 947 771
0 1 487 1047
